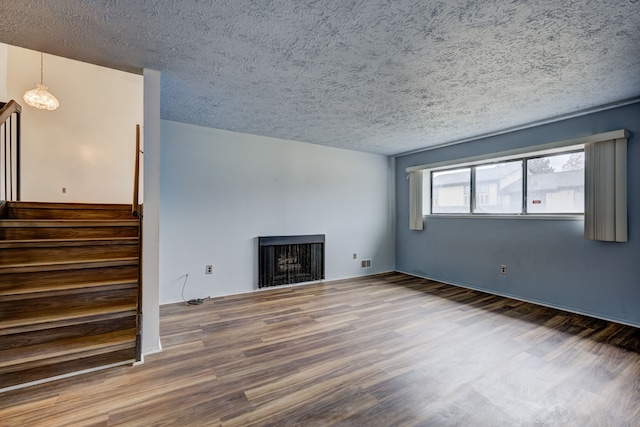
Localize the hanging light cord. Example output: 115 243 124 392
39 52 44 85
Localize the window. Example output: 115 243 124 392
474 161 522 214
407 129 627 236
431 168 470 214
429 149 584 216
526 152 584 214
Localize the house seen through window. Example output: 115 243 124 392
430 150 584 215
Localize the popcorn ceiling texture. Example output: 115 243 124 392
1 0 639 155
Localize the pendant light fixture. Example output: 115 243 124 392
23 52 59 111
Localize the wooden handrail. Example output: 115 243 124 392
0 100 22 124
132 124 141 216
132 124 143 361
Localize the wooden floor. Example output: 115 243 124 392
1 272 639 426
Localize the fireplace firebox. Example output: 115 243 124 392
258 235 325 288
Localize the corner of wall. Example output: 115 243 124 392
0 43 8 101
141 69 162 356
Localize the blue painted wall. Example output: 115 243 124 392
395 102 640 326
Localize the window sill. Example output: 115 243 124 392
424 214 584 221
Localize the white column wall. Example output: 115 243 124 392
141 69 162 355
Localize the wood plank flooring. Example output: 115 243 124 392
1 272 639 426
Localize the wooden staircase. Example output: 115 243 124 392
0 201 141 391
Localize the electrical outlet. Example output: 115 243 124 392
61 187 67 194
353 253 357 260
205 265 213 274
500 265 507 275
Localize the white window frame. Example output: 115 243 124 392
406 129 628 221
429 151 585 216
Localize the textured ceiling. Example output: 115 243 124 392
1 1 639 155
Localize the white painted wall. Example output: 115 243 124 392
160 121 395 304
0 43 7 101
141 69 162 355
6 45 143 203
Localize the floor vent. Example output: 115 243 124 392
360 259 372 269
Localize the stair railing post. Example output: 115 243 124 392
132 124 141 216
16 108 21 201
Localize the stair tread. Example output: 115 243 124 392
5 201 132 210
0 303 137 331
0 257 139 274
0 310 137 337
0 279 138 299
0 237 139 248
0 329 136 369
0 219 139 227
0 349 136 392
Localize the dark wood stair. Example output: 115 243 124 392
0 201 141 392
2 201 137 219
0 219 140 239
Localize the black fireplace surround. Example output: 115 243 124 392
258 234 325 288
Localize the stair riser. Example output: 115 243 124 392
0 288 138 326
0 347 136 390
0 243 139 266
0 316 137 350
7 208 136 220
0 264 138 292
0 328 137 370
0 226 139 240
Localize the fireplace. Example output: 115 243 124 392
258 235 325 288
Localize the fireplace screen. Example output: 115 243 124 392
258 235 325 288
